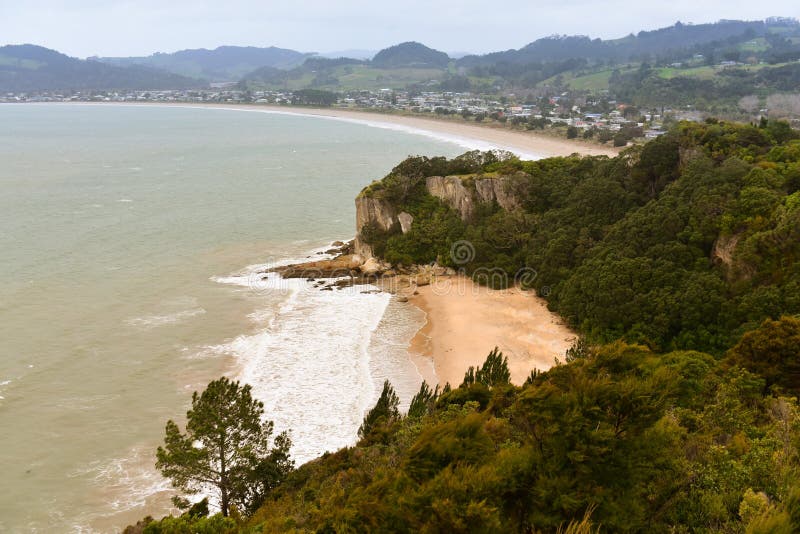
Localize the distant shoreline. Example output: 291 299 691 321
59 101 621 160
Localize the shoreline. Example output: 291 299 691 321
406 277 576 386
61 101 621 159
64 100 591 391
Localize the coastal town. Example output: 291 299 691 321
2 87 680 142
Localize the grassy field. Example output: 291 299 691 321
739 38 770 53
252 64 447 91
538 66 637 92
657 61 797 81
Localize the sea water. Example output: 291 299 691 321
0 104 465 531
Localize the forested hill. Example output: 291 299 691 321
359 120 800 354
458 19 778 66
96 46 311 82
134 122 800 533
371 42 450 68
0 45 201 92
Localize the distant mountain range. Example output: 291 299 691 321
0 44 200 92
94 46 311 82
2 18 799 93
459 19 773 67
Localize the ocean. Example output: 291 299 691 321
0 104 466 531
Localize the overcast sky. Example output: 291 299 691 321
1 0 797 58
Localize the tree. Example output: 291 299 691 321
156 377 292 516
358 380 400 441
461 347 511 387
725 316 800 393
566 125 579 139
408 381 438 419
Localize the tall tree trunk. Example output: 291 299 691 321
221 486 229 517
220 438 228 516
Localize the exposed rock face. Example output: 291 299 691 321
426 175 517 220
426 176 475 220
354 174 519 259
475 177 519 211
398 212 414 233
272 255 362 278
354 196 397 258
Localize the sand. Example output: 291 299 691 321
255 105 621 158
406 277 576 387
90 102 620 159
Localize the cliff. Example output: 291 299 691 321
354 174 519 259
354 196 397 258
425 175 520 219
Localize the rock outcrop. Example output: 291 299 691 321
425 175 518 220
425 176 475 220
398 212 414 233
354 195 397 258
474 177 519 211
354 174 519 259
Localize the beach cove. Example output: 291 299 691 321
1 102 590 531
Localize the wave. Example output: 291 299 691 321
210 274 391 463
206 240 422 463
126 308 206 329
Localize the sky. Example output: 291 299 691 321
1 0 798 58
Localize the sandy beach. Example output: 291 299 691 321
407 277 576 386
104 102 620 159
256 105 621 158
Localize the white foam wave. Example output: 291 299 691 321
126 308 205 329
67 445 174 530
209 275 391 463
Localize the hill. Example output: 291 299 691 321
371 41 450 68
133 120 800 533
358 121 800 353
458 19 800 92
0 44 202 92
239 52 446 92
96 45 311 82
459 19 773 67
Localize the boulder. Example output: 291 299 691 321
360 257 384 276
398 212 414 233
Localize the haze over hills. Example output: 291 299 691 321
95 45 312 82
458 19 775 66
2 18 799 94
0 44 201 92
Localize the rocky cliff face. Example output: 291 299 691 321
354 196 396 259
355 174 519 258
474 177 519 211
426 175 518 220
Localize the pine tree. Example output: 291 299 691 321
156 377 292 516
358 380 400 440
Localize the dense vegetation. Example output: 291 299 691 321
362 120 800 353
130 122 800 532
371 42 450 69
609 62 800 110
137 324 800 532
